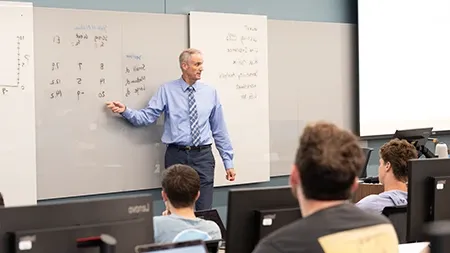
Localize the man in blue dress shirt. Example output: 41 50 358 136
106 48 236 211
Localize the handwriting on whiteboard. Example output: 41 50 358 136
220 25 260 100
123 53 147 97
1 35 30 90
47 25 109 101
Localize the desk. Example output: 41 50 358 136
399 242 429 253
352 183 384 203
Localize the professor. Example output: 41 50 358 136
106 48 236 211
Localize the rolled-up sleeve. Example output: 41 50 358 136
121 86 166 127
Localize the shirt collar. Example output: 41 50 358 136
179 77 198 92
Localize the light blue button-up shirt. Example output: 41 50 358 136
121 78 234 169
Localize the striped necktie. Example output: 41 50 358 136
187 86 200 146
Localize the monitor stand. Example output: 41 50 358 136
417 145 436 159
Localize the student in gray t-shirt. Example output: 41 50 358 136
253 122 398 253
356 138 418 214
153 164 221 244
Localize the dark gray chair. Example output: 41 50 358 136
382 205 407 243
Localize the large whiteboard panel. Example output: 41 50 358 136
189 11 270 186
0 1 37 206
267 20 300 177
268 20 357 176
35 7 187 199
296 22 356 132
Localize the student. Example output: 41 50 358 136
356 138 417 214
252 122 398 253
153 164 221 243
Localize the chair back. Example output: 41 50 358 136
382 205 407 243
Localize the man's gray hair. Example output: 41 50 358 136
179 48 202 67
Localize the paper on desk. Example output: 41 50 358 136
398 242 429 253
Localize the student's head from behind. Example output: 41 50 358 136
289 122 365 204
161 164 200 209
378 138 418 185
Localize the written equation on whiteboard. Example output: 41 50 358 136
219 25 260 100
0 35 31 93
47 24 111 101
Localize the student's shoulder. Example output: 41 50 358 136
198 219 222 239
350 203 391 224
199 219 221 230
355 194 386 214
357 194 383 204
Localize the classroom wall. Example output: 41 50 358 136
17 0 359 223
12 0 357 23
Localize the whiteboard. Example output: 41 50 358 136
34 7 187 199
188 11 270 186
268 20 357 176
0 1 37 206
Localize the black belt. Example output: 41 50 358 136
168 144 212 151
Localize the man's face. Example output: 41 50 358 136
182 53 203 81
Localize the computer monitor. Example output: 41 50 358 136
360 147 373 178
393 127 435 158
407 158 450 242
255 206 300 241
0 194 154 253
135 240 208 253
195 209 226 240
226 186 300 253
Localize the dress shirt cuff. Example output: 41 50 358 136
120 107 131 118
224 160 234 170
